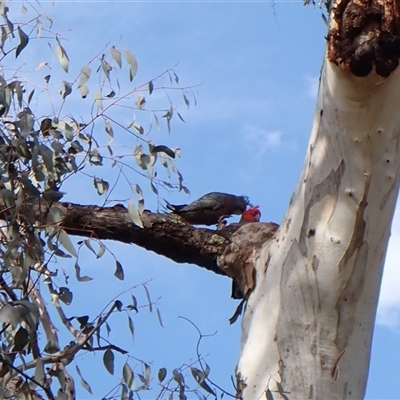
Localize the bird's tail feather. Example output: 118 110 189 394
164 199 187 212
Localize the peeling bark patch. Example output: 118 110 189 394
299 160 346 257
335 241 369 350
334 181 369 351
328 0 400 77
312 255 320 271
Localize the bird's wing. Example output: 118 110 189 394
179 192 226 212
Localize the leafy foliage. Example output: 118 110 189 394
0 2 218 399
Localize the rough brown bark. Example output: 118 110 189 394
24 201 278 298
327 0 400 76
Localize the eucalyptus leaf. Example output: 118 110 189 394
151 145 176 158
78 66 91 88
127 200 143 228
114 260 124 280
143 285 152 312
123 362 134 389
60 81 72 99
158 368 167 383
74 261 93 282
57 229 77 257
56 38 69 72
156 307 164 328
103 348 115 375
110 46 122 68
16 26 29 58
94 177 109 195
128 315 134 342
76 364 93 394
59 287 73 305
97 244 105 259
124 49 138 81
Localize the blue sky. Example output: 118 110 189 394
6 1 400 398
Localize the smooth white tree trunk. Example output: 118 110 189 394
237 60 400 399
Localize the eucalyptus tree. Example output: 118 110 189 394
0 0 398 399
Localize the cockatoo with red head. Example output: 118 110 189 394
239 205 261 223
166 192 250 226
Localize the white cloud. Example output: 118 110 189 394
242 124 284 158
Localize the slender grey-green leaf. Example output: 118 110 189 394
183 94 190 109
177 112 185 123
265 389 274 400
276 382 289 400
105 321 111 336
104 118 114 140
156 307 164 327
94 177 109 195
84 239 96 255
127 200 143 228
127 315 134 342
39 144 53 171
94 91 103 110
136 95 146 109
123 362 134 389
78 66 91 88
132 122 144 135
121 383 129 400
16 26 29 58
148 80 153 95
28 89 35 105
143 363 151 388
74 261 93 282
204 363 211 378
110 46 122 68
124 49 138 81
103 348 115 375
76 364 92 394
114 260 124 280
57 229 77 257
55 38 69 73
150 182 158 195
97 244 106 259
130 294 138 312
151 145 176 158
60 81 72 99
143 285 152 312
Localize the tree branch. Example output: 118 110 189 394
20 200 279 297
36 201 232 275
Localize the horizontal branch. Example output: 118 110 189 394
15 201 278 297
41 202 233 276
